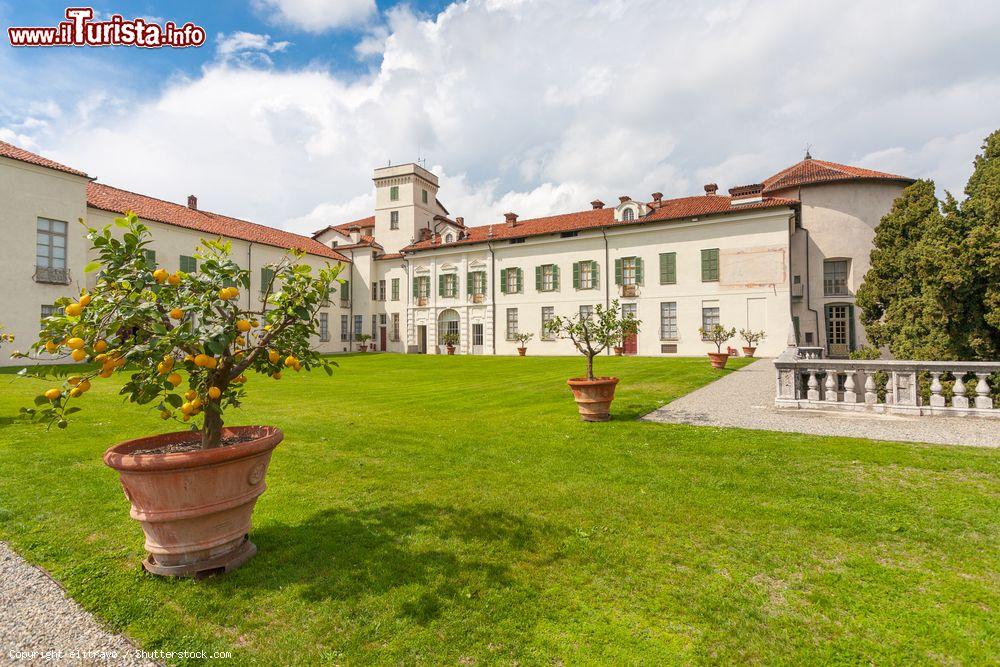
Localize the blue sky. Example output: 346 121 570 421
2 1 999 235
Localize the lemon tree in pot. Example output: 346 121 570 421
356 333 371 352
440 331 460 355
543 299 639 421
739 328 766 358
699 323 737 369
513 332 533 356
18 213 341 577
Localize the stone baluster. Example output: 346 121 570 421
929 372 945 408
885 373 895 404
864 372 877 405
807 371 820 401
974 373 993 410
843 371 858 403
825 370 838 402
952 373 969 409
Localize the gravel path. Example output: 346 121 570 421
0 542 157 666
643 358 999 448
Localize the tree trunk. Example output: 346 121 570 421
201 407 224 449
586 352 595 381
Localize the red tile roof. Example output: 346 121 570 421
86 183 349 262
402 194 797 252
0 140 90 177
313 216 375 239
763 158 913 193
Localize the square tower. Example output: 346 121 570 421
373 163 442 254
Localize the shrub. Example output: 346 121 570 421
543 300 640 380
739 328 766 347
699 324 737 354
512 332 534 347
440 332 460 346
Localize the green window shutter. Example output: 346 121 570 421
467 272 473 296
516 268 523 293
614 258 622 285
179 255 197 273
552 264 560 290
635 258 644 285
659 252 676 284
142 249 156 268
848 304 856 352
413 278 419 298
438 274 445 296
535 265 543 291
701 249 719 281
261 267 275 290
592 261 600 288
572 262 580 289
500 268 508 294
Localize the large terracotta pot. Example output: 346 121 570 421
708 352 730 369
103 425 282 578
742 346 757 358
446 345 456 355
566 377 620 422
517 347 527 356
613 346 624 356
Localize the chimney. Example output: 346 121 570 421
187 195 197 210
618 195 631 203
456 216 464 226
418 228 431 241
651 192 663 203
348 226 361 244
728 183 764 205
704 183 718 196
591 199 604 209
504 212 519 227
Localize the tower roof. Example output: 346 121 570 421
762 158 913 193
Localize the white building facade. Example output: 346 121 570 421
1 140 913 365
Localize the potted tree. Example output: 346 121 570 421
18 213 341 577
613 318 638 355
739 329 766 358
440 332 460 355
356 333 371 352
699 324 737 369
544 300 639 421
513 332 533 356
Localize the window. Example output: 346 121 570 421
508 238 525 244
506 308 519 339
536 264 559 292
659 252 676 285
574 260 599 290
353 315 363 339
468 271 487 297
824 259 850 296
390 211 399 230
660 302 678 340
472 323 484 346
439 273 458 298
413 275 430 299
541 306 554 339
390 185 399 201
440 318 459 342
261 267 276 294
341 315 349 341
391 278 400 301
41 304 62 320
391 313 400 341
701 305 720 338
560 230 578 238
500 267 523 294
373 283 379 301
445 233 454 243
35 218 69 283
622 207 635 222
372 315 378 337
616 256 643 286
579 305 593 319
701 248 720 282
340 279 350 303
379 280 386 301
319 313 330 342
179 255 197 273
422 189 428 204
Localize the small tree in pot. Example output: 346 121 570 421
17 213 341 577
513 332 533 356
699 324 737 369
356 333 371 352
739 329 766 358
440 331 460 354
544 299 639 421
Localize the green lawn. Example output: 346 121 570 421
0 354 997 665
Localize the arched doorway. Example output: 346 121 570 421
437 309 460 352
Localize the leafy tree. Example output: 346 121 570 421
698 324 736 354
857 130 1000 360
544 300 639 380
18 213 342 448
512 332 534 347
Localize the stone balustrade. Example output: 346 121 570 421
774 348 1000 419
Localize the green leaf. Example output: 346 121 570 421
165 394 183 408
83 261 102 273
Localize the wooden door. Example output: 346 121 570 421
622 303 638 355
380 327 387 351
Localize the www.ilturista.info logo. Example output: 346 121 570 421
7 7 205 48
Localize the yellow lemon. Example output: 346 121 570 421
169 308 184 320
191 397 203 409
99 368 114 379
152 268 168 283
44 388 62 401
267 350 280 364
284 355 296 367
67 337 85 350
236 320 251 332
204 356 218 369
71 349 87 362
167 273 181 286
208 386 221 400
67 376 82 386
78 293 92 307
184 390 198 401
93 340 108 353
272 371 282 380
78 380 92 392
167 372 182 387
64 303 83 317
69 387 83 398
44 341 59 353
194 354 210 368
181 402 193 416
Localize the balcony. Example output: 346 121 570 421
620 284 639 298
791 283 804 299
417 296 428 306
34 265 71 285
470 293 485 304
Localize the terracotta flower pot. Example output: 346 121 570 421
446 345 455 355
517 347 527 356
708 352 730 369
103 425 282 578
614 346 624 356
742 346 756 358
566 377 620 422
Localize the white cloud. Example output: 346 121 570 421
253 0 376 33
216 31 291 66
5 0 1000 238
